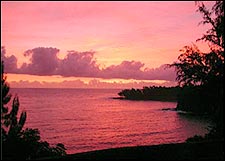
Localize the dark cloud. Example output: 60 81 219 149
20 47 59 75
100 61 176 81
57 50 101 77
1 46 176 81
143 64 176 81
101 60 145 79
1 46 18 73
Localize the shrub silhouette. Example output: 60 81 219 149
1 61 66 160
118 86 180 101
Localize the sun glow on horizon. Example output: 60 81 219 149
7 73 169 84
6 73 176 89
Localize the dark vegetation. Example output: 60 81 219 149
173 1 224 143
39 141 224 160
118 86 180 101
1 62 67 160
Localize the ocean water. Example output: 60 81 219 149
10 88 211 154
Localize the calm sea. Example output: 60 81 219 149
10 88 211 154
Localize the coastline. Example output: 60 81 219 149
112 96 177 102
37 140 224 160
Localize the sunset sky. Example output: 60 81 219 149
1 1 214 88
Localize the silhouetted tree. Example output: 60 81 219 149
196 1 224 49
1 60 26 143
170 1 224 87
1 60 66 159
169 1 224 140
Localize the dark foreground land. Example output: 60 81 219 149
38 140 224 160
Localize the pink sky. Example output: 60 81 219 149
1 1 214 88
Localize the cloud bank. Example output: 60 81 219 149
2 47 176 81
1 47 18 73
9 79 177 89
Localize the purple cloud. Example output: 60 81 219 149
57 50 101 77
101 60 144 79
1 46 18 73
20 47 59 75
100 61 176 81
143 64 176 81
1 47 176 81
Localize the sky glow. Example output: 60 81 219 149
1 1 214 88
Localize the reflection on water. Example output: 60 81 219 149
11 88 212 154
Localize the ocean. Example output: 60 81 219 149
10 88 211 154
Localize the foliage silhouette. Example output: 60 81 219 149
196 1 224 49
169 1 223 86
1 61 66 160
169 1 224 141
118 86 180 102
